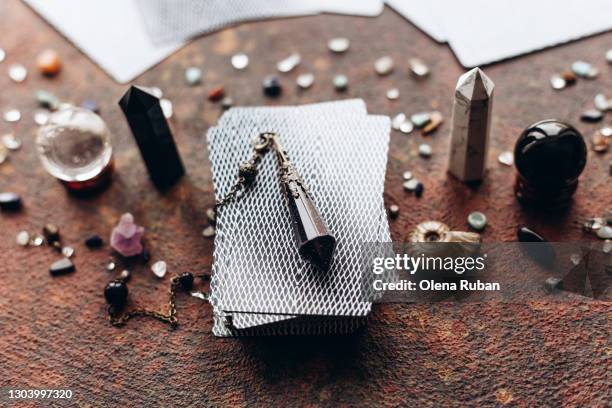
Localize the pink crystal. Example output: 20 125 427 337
110 213 144 257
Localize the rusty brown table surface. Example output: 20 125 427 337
1 1 610 406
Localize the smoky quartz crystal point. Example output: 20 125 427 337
118 86 184 190
514 119 587 209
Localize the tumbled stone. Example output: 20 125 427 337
262 75 282 97
62 246 75 258
560 70 577 85
374 56 394 76
399 121 414 134
333 74 348 92
185 67 202 86
85 234 103 248
207 86 225 102
119 269 131 282
581 109 603 122
36 90 60 110
414 182 424 197
386 88 399 100
467 211 487 231
221 97 233 111
16 230 30 246
410 112 431 128
402 171 413 180
403 179 419 191
550 74 566 90
43 223 60 244
594 93 610 111
422 111 443 134
33 110 50 125
49 258 75 276
296 73 314 89
328 37 350 53
418 143 432 158
37 49 61 76
592 132 609 153
151 260 167 278
597 226 612 239
110 213 144 257
206 207 216 224
571 60 598 78
3 110 21 123
202 225 215 238
277 53 301 73
498 151 514 166
231 53 249 70
388 204 400 219
600 127 612 137
408 58 429 78
1 133 21 150
8 64 27 82
607 49 612 63
391 113 407 130
30 235 44 246
0 192 22 211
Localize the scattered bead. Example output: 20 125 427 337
119 269 131 282
231 53 249 70
36 90 59 110
414 182 424 198
202 225 216 238
594 93 610 111
160 98 173 119
277 53 301 73
62 246 75 258
191 291 209 300
544 277 563 292
386 88 399 100
328 37 350 53
403 179 419 191
36 49 61 76
560 70 577 85
550 74 566 90
221 97 233 111
296 73 314 89
110 213 144 257
580 109 603 123
399 120 414 134
151 260 167 278
104 280 128 308
517 226 546 242
185 67 202 86
422 111 443 134
30 235 44 246
8 64 27 82
206 207 216 224
410 112 431 128
333 74 348 92
43 223 60 244
49 258 75 276
467 211 487 231
106 261 116 271
3 109 21 123
600 127 612 137
1 133 21 150
388 204 400 219
592 131 609 153
498 151 514 166
402 171 413 181
374 56 394 76
207 86 225 102
597 226 612 240
16 230 30 246
33 110 49 125
408 58 429 78
178 272 194 290
81 99 99 113
85 234 103 248
391 113 406 130
418 143 432 158
571 60 598 78
0 192 22 211
262 75 282 97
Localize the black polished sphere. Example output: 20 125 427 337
514 119 587 189
104 280 128 308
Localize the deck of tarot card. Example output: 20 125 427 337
206 99 391 336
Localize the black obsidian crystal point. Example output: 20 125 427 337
514 119 587 209
118 86 185 190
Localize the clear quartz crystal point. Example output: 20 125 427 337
35 106 113 187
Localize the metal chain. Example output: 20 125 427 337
108 276 179 328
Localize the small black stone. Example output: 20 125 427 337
49 258 75 276
178 272 194 291
517 226 546 242
85 234 103 248
580 110 603 123
544 277 563 292
262 75 282 97
0 192 22 211
415 182 424 198
43 223 60 244
104 279 128 308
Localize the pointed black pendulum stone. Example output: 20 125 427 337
49 258 75 276
118 86 185 191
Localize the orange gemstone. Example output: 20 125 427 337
37 49 61 76
207 86 225 102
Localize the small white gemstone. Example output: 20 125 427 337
408 58 429 77
231 53 249 70
403 179 419 191
202 225 215 238
391 113 406 130
16 230 30 246
606 49 612 63
1 133 21 150
402 171 413 180
570 253 582 265
106 261 116 271
33 110 50 125
3 109 21 123
296 73 314 89
328 37 350 53
399 121 414 134
184 67 202 85
0 48 5 63
418 143 432 158
600 127 612 137
374 56 394 76
467 211 487 231
31 235 44 246
277 53 301 73
386 88 399 100
160 99 173 119
550 74 566 90
596 226 612 239
594 93 610 111
62 246 75 258
0 145 7 164
8 64 27 82
190 291 209 300
498 151 514 166
151 260 167 278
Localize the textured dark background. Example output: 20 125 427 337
1 0 610 406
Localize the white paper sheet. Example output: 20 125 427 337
24 0 183 83
385 0 446 42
